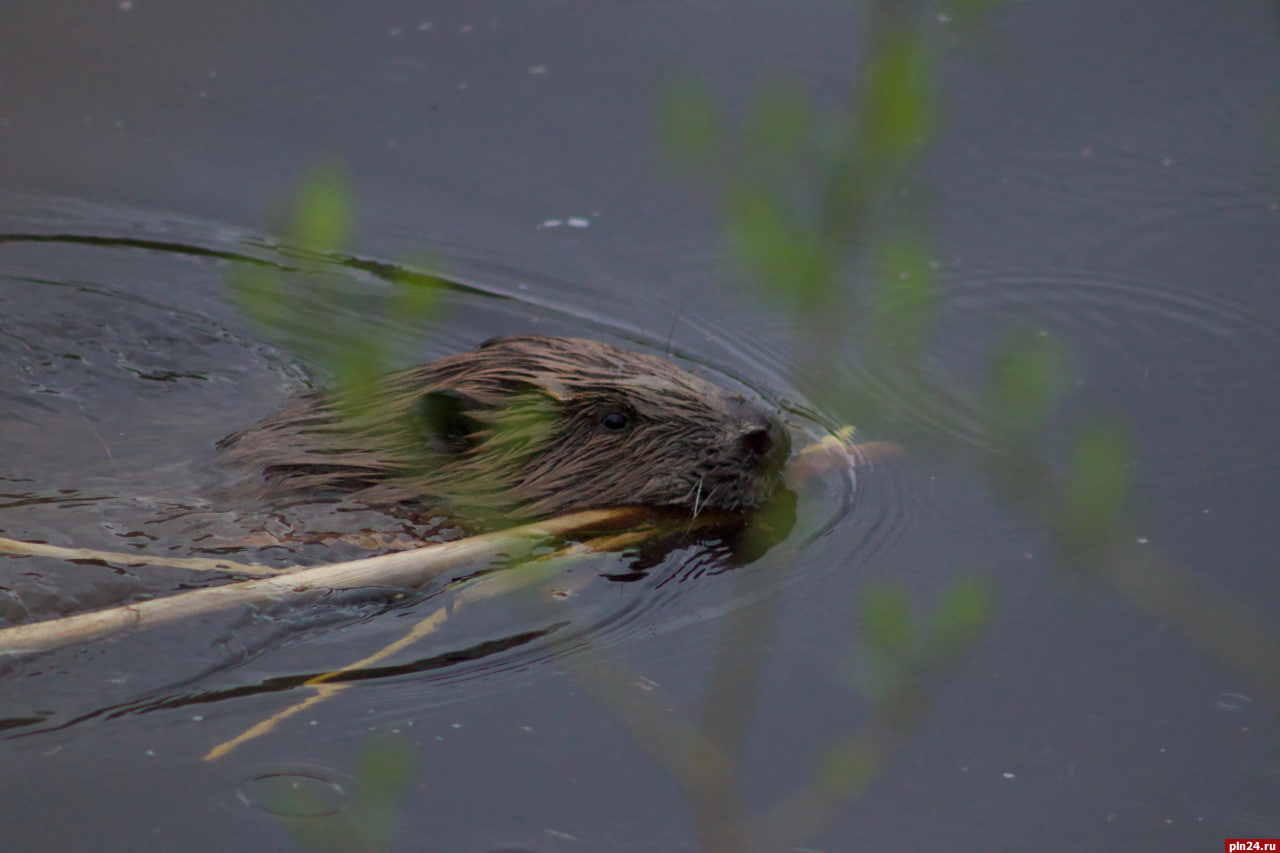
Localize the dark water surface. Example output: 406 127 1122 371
2 2 1278 851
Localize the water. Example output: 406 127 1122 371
2 2 1278 851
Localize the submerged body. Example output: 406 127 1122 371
219 336 791 519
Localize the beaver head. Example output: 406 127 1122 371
218 336 791 520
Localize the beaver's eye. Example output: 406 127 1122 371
600 410 631 433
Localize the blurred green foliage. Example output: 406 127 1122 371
868 233 937 363
654 4 1175 847
1058 420 1133 560
985 330 1067 436
662 1 1132 568
234 4 1258 852
231 166 358 363
858 576 996 702
231 166 443 425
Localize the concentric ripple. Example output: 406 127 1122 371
853 264 1280 536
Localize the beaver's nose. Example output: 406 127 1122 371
735 402 792 470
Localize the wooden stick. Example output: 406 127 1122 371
784 430 903 488
0 507 652 656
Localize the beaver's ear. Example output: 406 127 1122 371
415 390 483 452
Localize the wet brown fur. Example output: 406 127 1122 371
218 336 790 519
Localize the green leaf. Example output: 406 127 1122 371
869 233 936 365
859 581 915 657
291 166 354 253
862 31 935 169
728 187 833 307
927 576 995 653
1059 420 1133 559
986 330 1066 433
356 736 416 804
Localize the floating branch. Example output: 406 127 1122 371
0 507 658 656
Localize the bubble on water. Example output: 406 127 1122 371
1215 692 1252 711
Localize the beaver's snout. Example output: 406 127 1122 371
733 400 792 474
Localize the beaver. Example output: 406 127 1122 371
217 336 791 520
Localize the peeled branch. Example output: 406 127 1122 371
0 508 656 656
